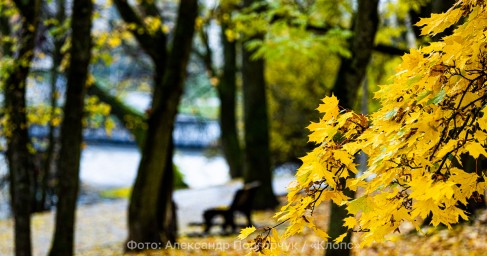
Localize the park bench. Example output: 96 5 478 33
200 181 261 234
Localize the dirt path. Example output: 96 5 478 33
0 176 294 255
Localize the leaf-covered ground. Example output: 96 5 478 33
1 186 487 255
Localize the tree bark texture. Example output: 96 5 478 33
3 1 41 255
157 140 177 243
241 0 278 210
218 20 243 179
331 0 379 111
49 0 93 254
41 0 67 212
116 0 197 248
196 15 243 179
327 1 379 256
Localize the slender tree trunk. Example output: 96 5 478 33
2 1 41 255
40 60 59 211
125 0 197 249
241 0 278 210
218 21 243 179
41 0 66 211
326 1 379 256
4 66 34 256
0 4 14 218
49 0 93 255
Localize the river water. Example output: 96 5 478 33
80 144 230 189
0 144 296 219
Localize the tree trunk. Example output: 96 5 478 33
125 0 197 249
241 0 279 210
331 0 379 111
327 1 379 256
218 21 243 179
49 0 93 254
2 1 41 255
4 66 34 256
41 0 66 212
157 140 177 243
0 7 13 56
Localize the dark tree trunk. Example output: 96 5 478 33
157 140 177 243
327 1 379 256
218 21 243 179
49 0 93 255
3 1 41 255
0 8 13 56
331 0 379 111
196 14 243 179
88 81 181 243
123 0 198 249
41 0 66 212
4 66 34 256
88 80 182 246
241 0 278 210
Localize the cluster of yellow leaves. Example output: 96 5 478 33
84 96 115 135
239 96 368 253
241 0 487 253
351 1 487 246
143 16 170 35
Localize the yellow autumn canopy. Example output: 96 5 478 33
242 0 487 253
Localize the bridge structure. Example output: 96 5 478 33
29 115 221 148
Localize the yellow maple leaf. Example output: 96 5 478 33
334 233 348 243
416 8 463 36
315 228 330 241
333 150 353 166
238 226 256 240
343 216 357 229
316 95 339 120
465 142 487 159
347 196 373 215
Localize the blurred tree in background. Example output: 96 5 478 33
49 0 93 254
1 1 41 255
